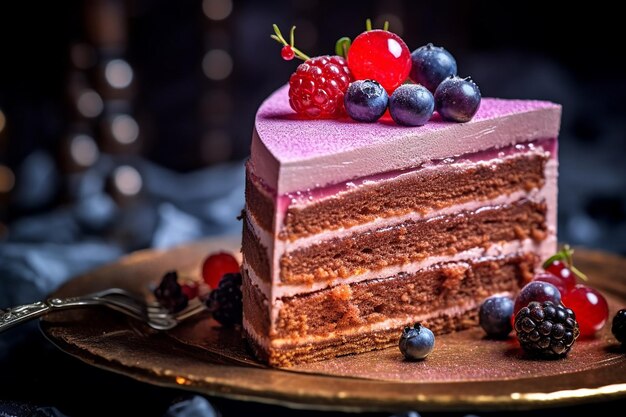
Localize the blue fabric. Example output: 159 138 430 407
0 153 245 312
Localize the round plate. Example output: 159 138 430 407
41 238 626 412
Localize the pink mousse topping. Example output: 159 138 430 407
252 84 561 194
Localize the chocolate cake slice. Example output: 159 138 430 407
242 85 560 367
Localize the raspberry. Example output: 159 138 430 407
206 272 243 327
514 300 580 357
288 55 353 118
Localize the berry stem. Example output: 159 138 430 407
383 20 389 31
335 36 351 58
366 18 372 31
543 244 588 281
271 24 310 61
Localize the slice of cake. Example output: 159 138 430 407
242 85 560 367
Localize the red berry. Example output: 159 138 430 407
562 285 609 338
533 272 569 296
513 281 562 316
181 283 199 300
347 29 411 93
289 55 353 118
202 252 240 289
545 260 577 290
281 45 295 60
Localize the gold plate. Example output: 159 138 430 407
41 238 626 412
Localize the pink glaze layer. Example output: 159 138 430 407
251 84 561 194
250 138 557 213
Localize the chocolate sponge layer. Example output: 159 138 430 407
279 199 547 285
245 153 547 239
244 253 536 367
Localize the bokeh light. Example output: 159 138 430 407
69 134 99 167
0 164 15 193
112 165 142 196
111 114 139 144
202 0 232 21
105 59 133 89
77 90 104 118
202 49 233 81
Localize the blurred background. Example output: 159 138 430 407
1 0 626 307
1 1 625 415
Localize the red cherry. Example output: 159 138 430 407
562 285 609 337
545 260 577 290
181 283 199 300
347 29 411 93
202 252 240 289
281 45 295 61
533 272 569 296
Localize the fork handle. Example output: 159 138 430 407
0 300 52 333
0 296 105 333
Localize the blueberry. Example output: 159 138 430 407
389 84 434 126
344 80 389 122
434 76 481 122
409 43 457 93
399 323 435 360
479 296 514 338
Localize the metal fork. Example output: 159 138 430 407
0 288 207 333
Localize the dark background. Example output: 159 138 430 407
1 0 625 253
1 1 625 416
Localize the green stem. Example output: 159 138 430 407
271 24 310 61
383 20 389 31
366 18 372 31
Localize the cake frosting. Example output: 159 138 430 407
251 85 561 194
242 84 561 367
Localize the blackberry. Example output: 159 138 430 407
154 271 188 313
612 309 626 345
514 300 580 358
207 272 243 327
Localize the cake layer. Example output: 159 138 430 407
243 252 536 366
278 199 547 285
245 144 551 240
252 85 561 194
241 219 271 284
245 307 478 367
280 153 546 241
